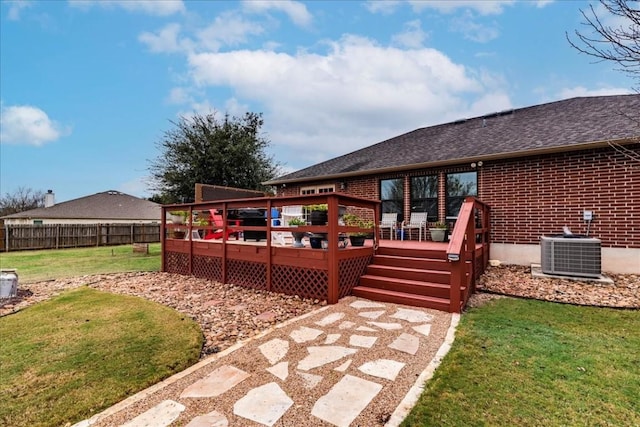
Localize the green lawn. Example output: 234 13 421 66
0 243 161 282
402 298 640 426
0 287 202 427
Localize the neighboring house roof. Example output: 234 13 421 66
267 94 640 185
1 190 161 221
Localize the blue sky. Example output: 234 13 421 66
0 0 633 203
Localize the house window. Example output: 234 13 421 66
380 178 404 221
411 175 438 220
446 171 477 218
33 220 43 225
300 185 335 195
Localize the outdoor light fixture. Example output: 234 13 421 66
340 181 347 191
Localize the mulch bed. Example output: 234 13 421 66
471 264 639 309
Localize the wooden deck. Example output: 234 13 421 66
162 194 490 312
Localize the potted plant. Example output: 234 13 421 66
169 210 189 239
288 217 307 247
429 221 448 242
343 213 373 246
306 204 328 225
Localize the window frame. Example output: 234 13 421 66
380 178 404 222
300 185 335 195
445 171 477 218
410 175 438 221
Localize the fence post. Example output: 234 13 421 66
5 224 9 252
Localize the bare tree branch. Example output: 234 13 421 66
566 0 640 89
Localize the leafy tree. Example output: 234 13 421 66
0 187 44 216
567 0 640 89
148 112 280 203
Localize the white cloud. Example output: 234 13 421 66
450 11 500 43
242 0 312 28
364 0 402 15
139 13 263 54
392 20 428 48
139 23 193 53
5 0 33 21
68 0 185 16
409 0 514 16
166 87 192 105
197 12 265 52
184 34 503 165
557 86 632 99
535 0 554 8
0 104 69 146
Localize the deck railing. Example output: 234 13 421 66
161 193 380 303
446 196 491 312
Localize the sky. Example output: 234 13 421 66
0 0 634 203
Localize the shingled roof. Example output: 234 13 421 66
2 190 161 221
267 94 640 185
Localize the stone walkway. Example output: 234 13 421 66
74 297 457 427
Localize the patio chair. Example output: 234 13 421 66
204 209 240 240
400 212 428 241
188 230 203 240
379 212 398 240
280 205 304 226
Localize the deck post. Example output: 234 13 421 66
327 194 340 304
221 202 228 286
161 208 166 272
266 199 273 292
188 205 193 275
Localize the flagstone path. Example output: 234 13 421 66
76 297 456 427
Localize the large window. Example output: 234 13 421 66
411 175 438 220
380 178 404 221
446 172 477 218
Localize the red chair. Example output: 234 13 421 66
204 209 240 240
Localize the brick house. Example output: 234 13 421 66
266 95 640 274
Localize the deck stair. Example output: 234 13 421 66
352 244 464 312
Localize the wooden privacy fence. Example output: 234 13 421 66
1 223 160 252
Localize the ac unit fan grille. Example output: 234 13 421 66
540 236 601 278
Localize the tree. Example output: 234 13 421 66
566 0 640 89
148 112 281 204
0 187 45 216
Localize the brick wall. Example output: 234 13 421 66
275 144 640 249
482 144 640 248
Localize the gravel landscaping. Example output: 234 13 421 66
1 266 637 359
474 265 639 309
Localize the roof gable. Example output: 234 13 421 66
2 191 161 221
269 94 640 184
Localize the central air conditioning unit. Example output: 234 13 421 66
540 235 601 278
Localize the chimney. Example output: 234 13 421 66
44 190 55 208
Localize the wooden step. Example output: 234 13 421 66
373 254 450 271
365 264 450 284
352 286 451 311
376 246 448 260
359 275 452 299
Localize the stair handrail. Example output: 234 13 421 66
446 196 491 312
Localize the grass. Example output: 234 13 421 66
0 243 161 282
401 298 640 426
0 286 203 427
